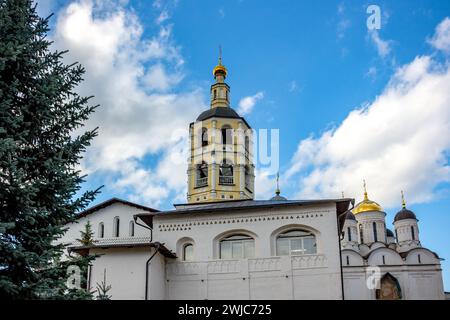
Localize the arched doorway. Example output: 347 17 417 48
376 273 402 300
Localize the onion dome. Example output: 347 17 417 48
213 47 227 78
213 64 227 78
270 194 287 201
353 180 383 214
386 229 395 237
345 211 356 221
270 173 287 201
394 191 417 222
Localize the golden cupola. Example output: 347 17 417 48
213 47 227 78
352 180 383 214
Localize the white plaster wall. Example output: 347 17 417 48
343 264 444 300
89 247 153 300
394 219 421 253
149 253 166 300
152 203 344 300
355 211 387 244
59 203 152 246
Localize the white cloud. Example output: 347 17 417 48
53 0 205 206
286 51 450 208
365 66 377 79
156 10 169 24
237 92 264 115
429 17 450 53
369 30 391 58
143 63 184 91
254 169 277 200
336 2 350 40
289 80 299 92
337 19 350 39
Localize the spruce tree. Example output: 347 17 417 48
60 220 98 300
96 269 112 300
76 220 95 246
0 0 100 299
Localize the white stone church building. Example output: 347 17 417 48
60 58 445 300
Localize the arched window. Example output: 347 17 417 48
213 89 217 99
244 165 251 189
129 221 135 237
373 222 378 242
195 161 208 187
347 227 352 242
113 216 120 237
225 90 228 101
220 234 255 259
98 222 104 238
245 136 250 153
411 226 415 240
219 159 234 185
183 243 194 261
276 230 316 256
221 125 232 144
201 128 208 147
359 224 364 243
346 255 350 266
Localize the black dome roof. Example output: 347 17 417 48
196 107 241 121
386 228 394 237
270 194 288 201
345 211 356 221
394 208 417 222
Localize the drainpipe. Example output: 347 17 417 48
87 263 92 292
145 243 161 300
337 199 355 301
134 215 157 300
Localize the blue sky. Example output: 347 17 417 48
38 0 450 290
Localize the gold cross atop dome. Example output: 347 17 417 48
213 46 227 78
401 190 406 209
352 180 383 214
275 172 280 195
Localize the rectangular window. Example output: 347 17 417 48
244 241 255 258
232 241 243 258
303 237 317 254
276 238 290 256
220 241 232 259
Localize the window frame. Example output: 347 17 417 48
113 216 120 237
182 243 194 261
219 234 255 259
275 229 317 256
98 222 104 238
129 220 135 237
221 125 233 145
373 222 378 242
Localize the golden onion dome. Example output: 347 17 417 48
352 181 383 214
353 198 383 214
213 46 227 78
213 63 227 77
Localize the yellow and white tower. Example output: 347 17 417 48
187 52 255 203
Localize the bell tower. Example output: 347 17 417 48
187 52 255 203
